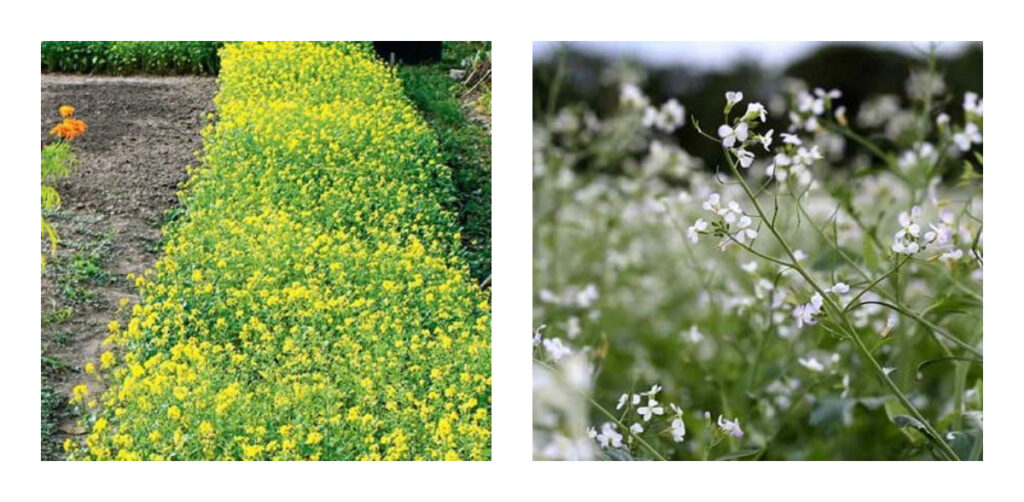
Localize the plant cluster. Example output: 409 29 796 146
41 105 85 269
534 53 981 460
41 41 224 75
65 42 491 461
398 41 492 284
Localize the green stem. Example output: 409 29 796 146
534 360 668 460
721 146 960 461
848 300 981 358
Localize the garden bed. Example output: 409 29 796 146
40 74 215 459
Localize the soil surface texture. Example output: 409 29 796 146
40 74 216 459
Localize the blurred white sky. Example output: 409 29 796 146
533 41 972 69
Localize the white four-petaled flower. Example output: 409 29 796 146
718 122 749 148
637 398 665 421
733 147 755 168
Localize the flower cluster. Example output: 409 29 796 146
66 42 490 461
49 104 88 141
534 56 981 460
622 84 686 133
718 92 774 169
689 192 758 249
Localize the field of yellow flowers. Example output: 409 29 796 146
64 41 491 461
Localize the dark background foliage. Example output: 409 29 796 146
534 43 982 172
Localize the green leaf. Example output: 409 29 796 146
600 447 636 461
884 397 926 446
946 430 981 461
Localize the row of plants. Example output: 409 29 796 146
65 41 491 460
41 41 223 75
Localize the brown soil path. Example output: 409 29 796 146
40 74 216 458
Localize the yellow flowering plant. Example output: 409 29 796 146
66 42 491 461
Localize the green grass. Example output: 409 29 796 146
398 44 491 282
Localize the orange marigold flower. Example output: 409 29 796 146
50 118 88 140
59 105 75 118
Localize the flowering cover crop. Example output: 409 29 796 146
534 48 981 460
67 42 491 461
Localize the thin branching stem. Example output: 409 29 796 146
720 145 960 461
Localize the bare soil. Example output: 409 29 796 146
40 74 216 458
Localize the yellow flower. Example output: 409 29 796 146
71 384 89 403
100 351 115 369
58 105 75 118
84 362 96 374
70 42 491 461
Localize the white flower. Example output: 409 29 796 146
630 423 644 435
745 102 768 122
616 393 629 410
542 337 572 361
620 84 649 109
814 88 842 100
963 92 983 116
687 218 708 243
645 384 663 397
732 215 758 243
759 129 774 151
641 106 658 128
651 99 685 132
718 122 749 148
717 416 744 438
669 403 683 416
637 398 665 421
834 105 847 123
793 293 824 328
733 147 755 168
741 261 758 273
726 91 744 107
953 122 982 151
632 394 642 405
799 357 825 372
793 146 823 166
882 366 896 377
670 417 686 442
892 206 925 255
594 422 624 448
830 282 850 294
936 113 950 127
781 133 803 145
940 249 964 262
701 193 721 212
792 249 807 261
797 91 825 116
